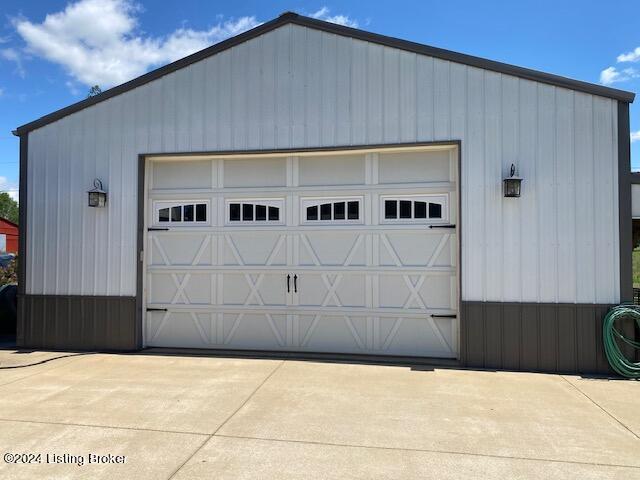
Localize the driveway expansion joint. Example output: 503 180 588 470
560 375 640 441
212 433 640 470
0 417 210 437
167 359 286 480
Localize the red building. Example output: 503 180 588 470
0 218 18 254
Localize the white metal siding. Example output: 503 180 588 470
26 23 620 303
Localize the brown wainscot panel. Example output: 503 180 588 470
17 295 139 351
460 301 635 375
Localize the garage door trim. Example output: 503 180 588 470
136 140 462 359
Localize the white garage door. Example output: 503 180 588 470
144 146 459 358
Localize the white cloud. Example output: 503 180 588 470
631 131 640 143
0 177 18 202
0 48 25 77
618 47 640 63
13 0 260 88
310 6 359 28
600 66 640 85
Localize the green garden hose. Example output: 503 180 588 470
603 305 640 378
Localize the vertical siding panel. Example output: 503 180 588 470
465 67 484 300
29 132 44 294
519 80 538 302
247 39 262 148
25 133 36 293
398 51 416 143
502 304 521 370
175 68 191 152
557 304 577 372
574 93 595 303
612 109 620 301
335 35 351 146
537 85 557 302
290 26 307 147
80 110 95 296
162 74 177 152
383 47 400 143
147 80 163 152
232 44 248 149
555 89 576 302
520 305 539 370
190 61 205 152
107 95 124 295
484 303 503 368
94 103 110 295
56 118 71 295
501 75 521 301
203 54 219 150
416 56 434 141
484 71 502 301
121 90 137 296
44 125 61 294
67 113 83 294
275 25 292 148
350 37 367 145
539 304 558 371
366 43 383 144
449 63 466 138
305 29 322 146
433 59 450 140
575 306 595 372
465 303 485 367
321 33 338 146
218 51 232 150
593 98 616 303
261 33 277 149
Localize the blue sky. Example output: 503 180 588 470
1 0 640 201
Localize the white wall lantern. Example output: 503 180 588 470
88 179 107 207
503 164 522 198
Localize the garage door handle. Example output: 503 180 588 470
148 227 169 231
146 307 168 312
293 274 298 293
431 314 457 318
428 224 456 229
287 274 291 293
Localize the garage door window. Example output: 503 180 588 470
302 197 363 224
155 201 209 225
381 195 448 223
227 199 284 224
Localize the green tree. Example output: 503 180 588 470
0 192 18 224
88 85 102 97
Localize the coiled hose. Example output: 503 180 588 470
603 305 640 378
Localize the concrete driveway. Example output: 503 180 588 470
0 350 638 479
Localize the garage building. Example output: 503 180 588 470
13 13 636 373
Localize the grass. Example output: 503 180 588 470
634 249 640 288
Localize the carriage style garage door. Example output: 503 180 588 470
144 146 459 358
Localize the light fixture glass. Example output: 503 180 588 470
503 164 522 198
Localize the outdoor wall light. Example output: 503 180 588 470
503 164 522 198
88 178 107 207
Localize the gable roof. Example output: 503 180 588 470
13 12 635 136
